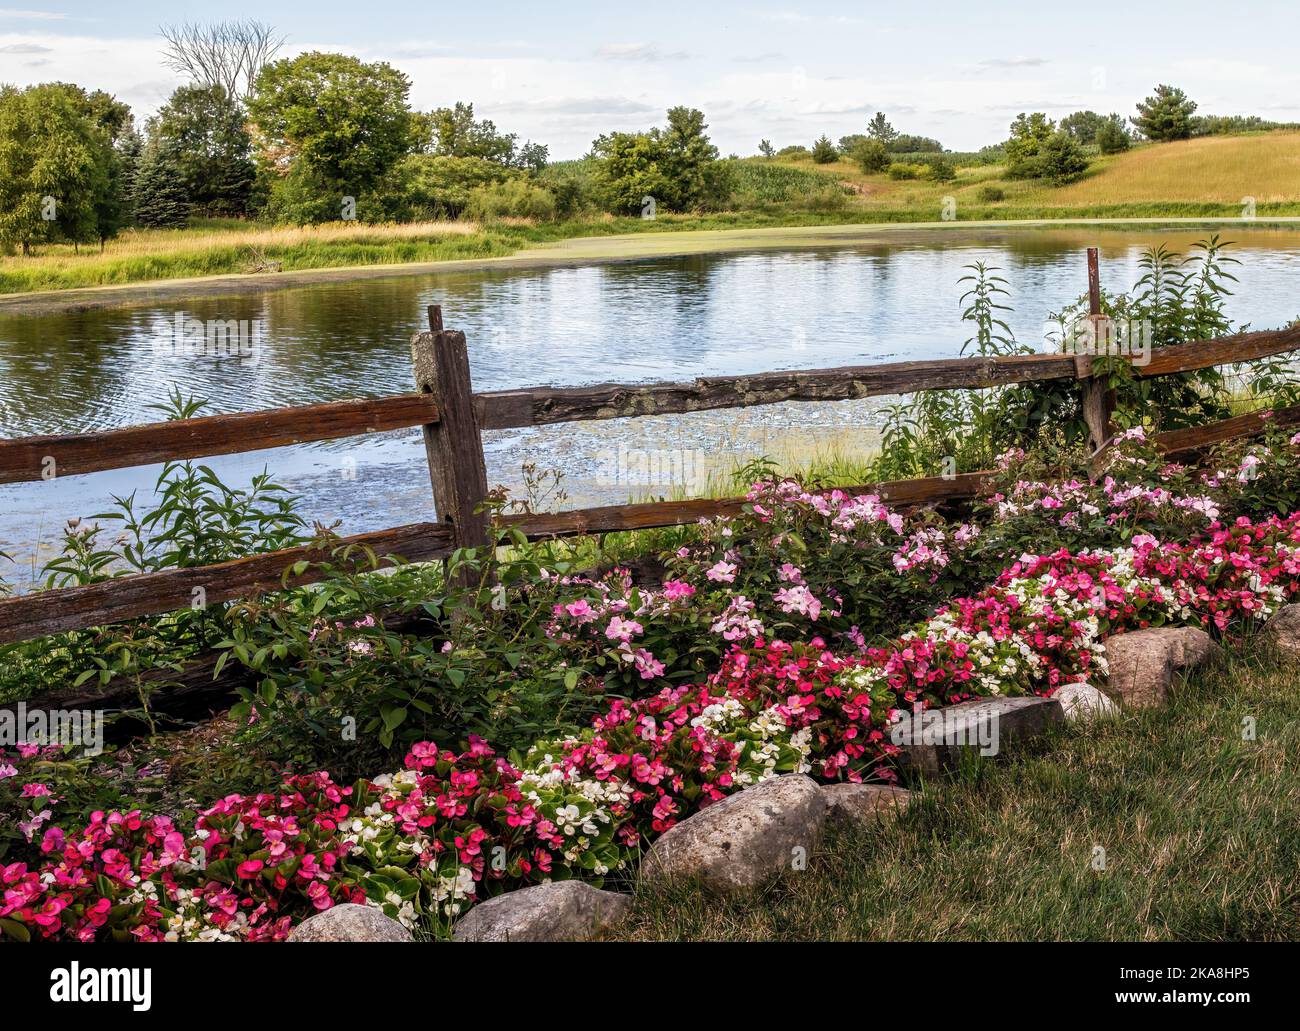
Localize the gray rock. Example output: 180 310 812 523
642 774 825 895
452 881 630 942
890 696 1064 777
1262 604 1300 660
821 782 913 830
1102 627 1218 708
1053 682 1119 722
286 903 413 942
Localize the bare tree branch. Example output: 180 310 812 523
159 20 286 101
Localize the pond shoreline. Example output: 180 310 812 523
5 216 1299 317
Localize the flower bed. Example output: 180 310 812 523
5 496 1299 942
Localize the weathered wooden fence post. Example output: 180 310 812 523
410 305 490 556
1079 246 1116 460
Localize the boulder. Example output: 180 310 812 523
642 774 825 895
452 881 630 942
1053 682 1119 723
1262 604 1300 660
286 903 412 942
821 782 913 831
1102 627 1219 708
890 696 1064 778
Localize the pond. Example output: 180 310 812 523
2 225 1299 577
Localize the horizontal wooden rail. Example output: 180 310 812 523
476 325 1300 430
476 354 1079 429
1136 324 1300 378
0 522 453 645
1153 402 1300 458
0 394 440 484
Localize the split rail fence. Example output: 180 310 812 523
2 249 1299 649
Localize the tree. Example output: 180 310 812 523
131 141 190 227
1095 114 1131 155
149 84 256 216
418 101 548 171
247 51 415 221
850 137 891 173
758 139 774 159
0 83 115 253
160 20 285 102
1132 84 1197 141
1060 110 1105 145
1003 112 1056 178
589 107 732 215
867 111 898 147
927 157 956 182
890 134 943 153
1037 131 1088 184
811 134 838 163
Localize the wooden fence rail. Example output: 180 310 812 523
2 251 1298 648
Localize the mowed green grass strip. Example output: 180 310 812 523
613 645 1300 941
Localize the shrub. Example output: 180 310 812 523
888 162 923 180
464 179 557 221
977 184 1006 202
850 138 891 173
810 135 839 164
927 158 957 182
1096 115 1131 154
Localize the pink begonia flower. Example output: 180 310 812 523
706 561 737 583
779 563 804 584
0 763 17 780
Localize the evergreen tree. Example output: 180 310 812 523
867 112 898 147
811 135 838 163
1095 114 1131 155
1132 84 1197 141
131 143 190 228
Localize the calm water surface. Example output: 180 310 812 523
2 226 1299 576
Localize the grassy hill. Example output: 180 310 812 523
760 131 1300 219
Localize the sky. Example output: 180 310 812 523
2 1 1299 158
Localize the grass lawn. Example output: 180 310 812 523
613 644 1300 941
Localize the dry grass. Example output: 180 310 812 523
10 219 478 263
1030 133 1300 206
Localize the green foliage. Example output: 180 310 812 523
1037 131 1089 184
728 161 851 211
758 139 775 159
810 135 838 164
1060 110 1106 145
464 178 558 222
418 100 547 171
889 133 943 154
867 112 899 147
148 84 256 217
850 138 891 173
977 184 1006 202
875 263 1030 479
1133 84 1198 141
0 82 119 251
927 157 957 182
1095 114 1132 154
1003 112 1056 179
590 107 734 215
887 162 923 180
248 51 415 222
131 142 192 228
391 153 519 219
